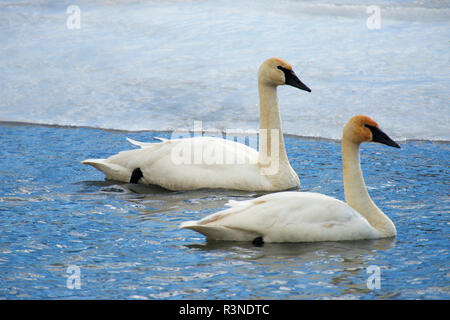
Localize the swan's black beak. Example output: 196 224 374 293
277 66 311 92
365 124 400 148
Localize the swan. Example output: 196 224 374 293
81 57 311 191
180 115 400 243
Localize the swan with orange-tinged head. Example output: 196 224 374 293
81 57 311 191
180 115 400 243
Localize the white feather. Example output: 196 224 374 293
180 192 380 242
83 136 290 190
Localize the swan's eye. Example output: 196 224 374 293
277 65 289 73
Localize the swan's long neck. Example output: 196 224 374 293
342 140 396 237
257 82 289 167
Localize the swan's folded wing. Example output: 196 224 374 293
126 137 167 148
81 158 131 182
82 136 276 190
137 137 264 190
180 192 380 242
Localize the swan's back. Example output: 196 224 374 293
180 192 381 242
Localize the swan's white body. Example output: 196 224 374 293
180 115 398 242
82 58 310 191
180 192 381 242
82 136 299 191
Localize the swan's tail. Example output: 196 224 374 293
179 220 258 241
180 199 262 241
179 221 227 238
81 158 104 170
81 158 131 182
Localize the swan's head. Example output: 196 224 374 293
258 57 311 92
344 115 400 148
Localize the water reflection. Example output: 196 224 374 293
82 180 268 217
184 238 396 299
188 237 396 254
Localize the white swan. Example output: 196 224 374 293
180 115 400 243
82 57 311 191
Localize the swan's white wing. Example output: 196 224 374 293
139 137 271 190
82 136 278 190
180 192 381 242
126 137 167 148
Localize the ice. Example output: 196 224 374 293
0 0 449 141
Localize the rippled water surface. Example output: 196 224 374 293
0 124 448 299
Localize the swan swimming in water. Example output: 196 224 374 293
82 57 311 191
180 115 400 243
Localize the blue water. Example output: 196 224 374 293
0 123 448 299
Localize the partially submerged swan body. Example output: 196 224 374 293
82 57 311 191
180 115 400 243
